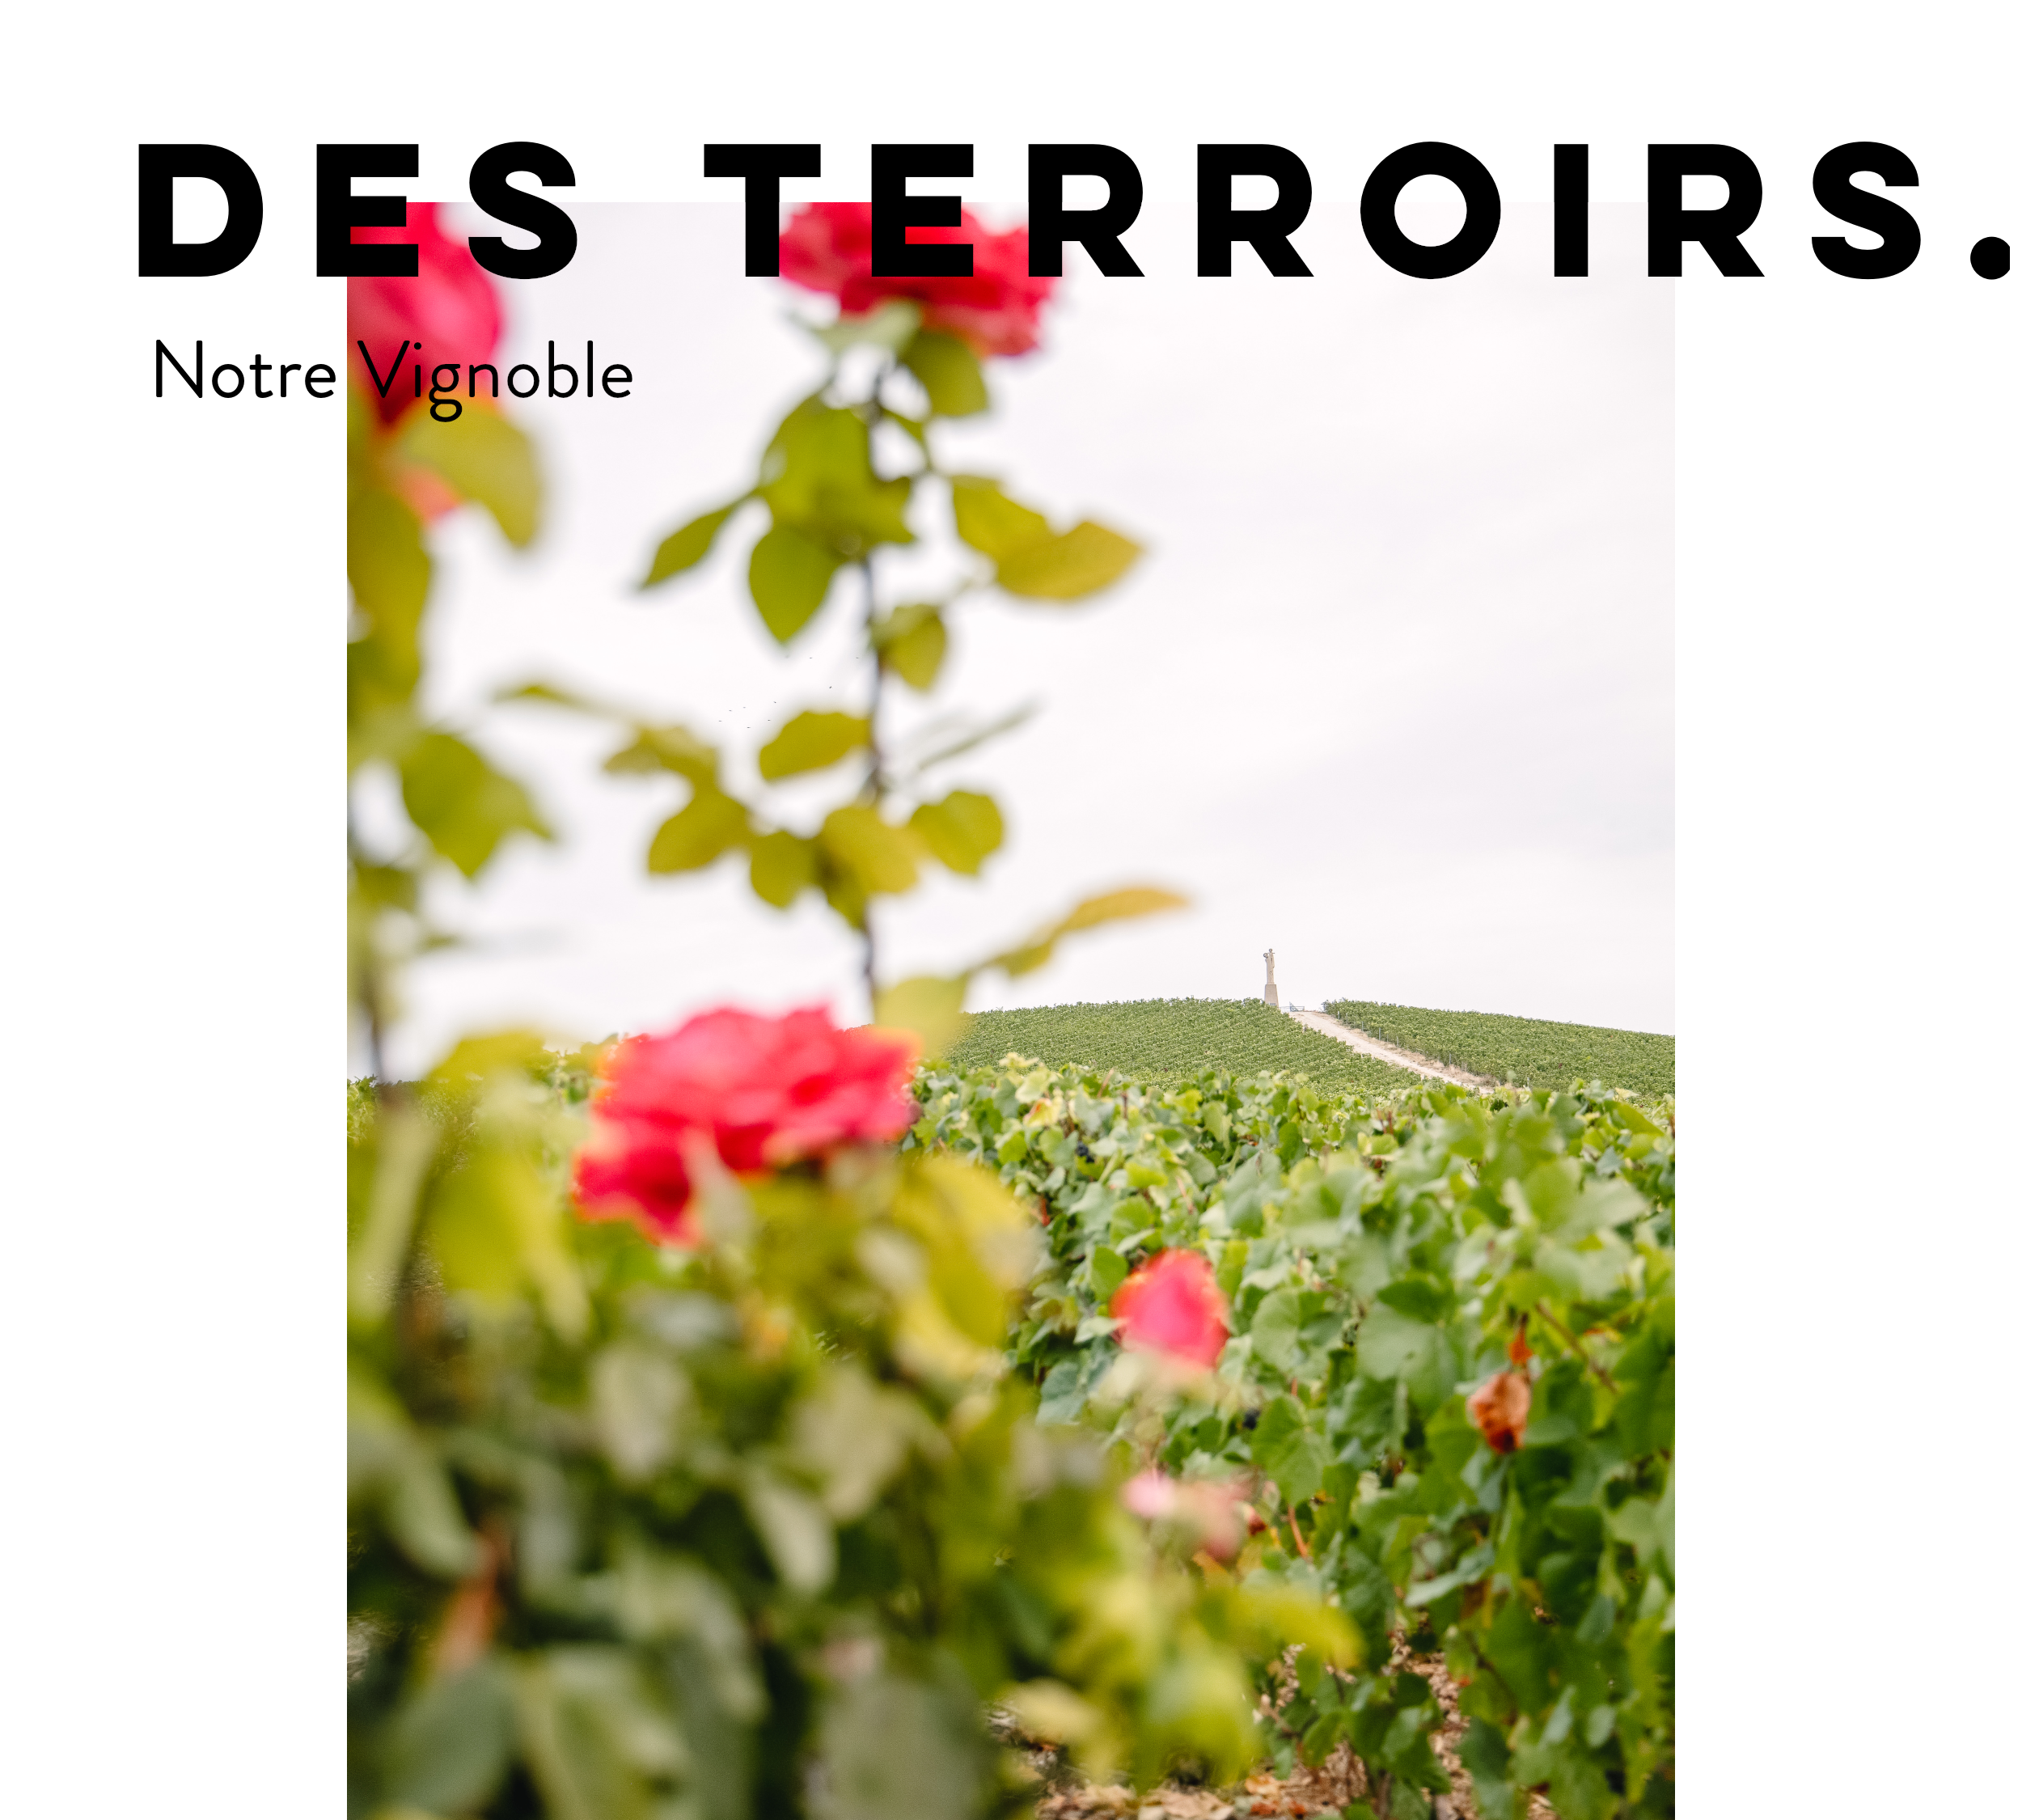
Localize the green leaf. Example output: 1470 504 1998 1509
1250 1286 1306 1373
873 975 971 1058
902 330 989 418
819 805 920 896
1354 1305 1437 1382
749 829 819 908
985 886 1187 978
511 1647 688 1820
748 522 844 644
399 407 542 546
648 788 751 873
909 790 1005 875
759 397 914 555
814 1670 988 1820
871 603 948 692
1250 1395 1328 1506
759 709 871 781
995 520 1143 599
603 723 719 785
398 731 551 879
1375 1275 1455 1324
742 1474 835 1593
949 475 1050 561
641 501 742 588
348 486 429 709
809 298 922 355
1456 1720 1519 1820
1089 1245 1130 1302
379 1660 515 1814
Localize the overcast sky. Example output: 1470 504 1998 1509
379 197 1671 1074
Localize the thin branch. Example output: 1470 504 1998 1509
1533 1302 1618 1393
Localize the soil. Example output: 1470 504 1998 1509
1026 1640 1555 1820
1282 1011 1499 1093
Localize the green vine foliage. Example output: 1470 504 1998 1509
915 1060 1676 1820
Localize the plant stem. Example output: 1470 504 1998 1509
1533 1302 1618 1393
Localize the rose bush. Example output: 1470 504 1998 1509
573 1007 920 1242
779 200 1055 357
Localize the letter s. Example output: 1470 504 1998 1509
465 204 578 279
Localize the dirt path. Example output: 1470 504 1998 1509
1284 1009 1499 1091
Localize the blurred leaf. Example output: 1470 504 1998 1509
948 475 1049 561
812 1669 988 1820
350 1367 484 1578
996 520 1142 599
641 501 743 589
759 398 913 557
871 603 948 692
400 407 542 547
604 724 719 785
789 1363 928 1521
985 887 1188 978
809 298 922 355
1055 887 1189 935
742 1474 835 1593
427 1143 588 1340
748 523 844 644
749 829 819 908
819 805 920 896
379 1660 515 1814
511 1647 688 1820
901 330 989 418
428 1029 551 1086
902 704 1036 775
399 731 552 879
349 1101 440 1326
909 791 1004 876
349 486 429 709
759 710 870 782
648 789 750 873
590 1342 694 1482
873 975 971 1059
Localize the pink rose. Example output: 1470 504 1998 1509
1111 1250 1229 1368
573 1007 920 1243
1122 1468 1246 1560
778 201 1057 358
347 202 503 425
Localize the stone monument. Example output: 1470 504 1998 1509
1263 948 1279 1009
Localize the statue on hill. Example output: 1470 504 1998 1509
1263 948 1279 1009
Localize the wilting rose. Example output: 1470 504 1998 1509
1111 1250 1229 1368
573 1007 920 1243
1122 1469 1246 1560
347 201 503 424
778 201 1056 358
1466 1369 1532 1454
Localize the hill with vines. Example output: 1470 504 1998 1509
1324 1000 1673 1097
943 998 1419 1095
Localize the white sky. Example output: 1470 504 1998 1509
385 194 1672 1073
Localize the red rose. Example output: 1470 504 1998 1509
573 1007 920 1243
1466 1369 1532 1454
347 202 503 424
1111 1250 1229 1368
778 201 1057 358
